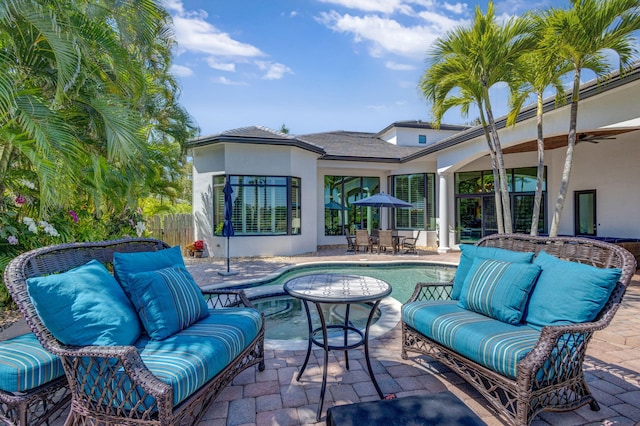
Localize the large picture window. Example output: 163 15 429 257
392 173 436 230
213 175 301 236
324 176 380 235
455 167 546 241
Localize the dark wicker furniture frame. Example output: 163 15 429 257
401 234 637 426
0 375 70 426
4 238 265 426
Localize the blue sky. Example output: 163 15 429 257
164 0 564 136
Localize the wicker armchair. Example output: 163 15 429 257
3 238 265 426
401 234 637 425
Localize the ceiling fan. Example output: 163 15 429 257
577 133 616 144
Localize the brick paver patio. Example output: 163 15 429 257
184 246 640 425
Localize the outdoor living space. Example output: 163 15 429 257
183 247 640 425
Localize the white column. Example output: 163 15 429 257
438 171 451 253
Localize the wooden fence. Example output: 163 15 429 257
147 214 193 250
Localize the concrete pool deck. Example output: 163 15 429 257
181 245 640 426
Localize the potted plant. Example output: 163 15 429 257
186 240 205 257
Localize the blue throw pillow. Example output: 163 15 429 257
458 258 541 324
452 245 535 300
113 245 184 297
27 260 141 346
524 251 622 329
127 265 209 340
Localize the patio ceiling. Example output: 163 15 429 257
502 128 638 154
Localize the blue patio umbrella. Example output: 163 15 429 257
351 192 413 208
324 201 348 210
222 179 235 274
352 192 412 231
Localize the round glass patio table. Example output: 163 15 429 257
283 273 392 421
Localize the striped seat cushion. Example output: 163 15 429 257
135 307 262 406
403 300 540 379
0 333 64 393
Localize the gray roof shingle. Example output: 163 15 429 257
298 131 424 162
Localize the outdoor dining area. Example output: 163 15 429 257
346 229 420 254
341 192 420 255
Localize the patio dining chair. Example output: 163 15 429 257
355 230 375 253
345 234 356 252
377 230 397 254
402 230 421 254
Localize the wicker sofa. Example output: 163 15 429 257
0 331 69 425
401 234 637 425
3 238 265 425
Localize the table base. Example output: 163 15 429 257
297 300 384 421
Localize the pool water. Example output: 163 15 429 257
252 295 381 341
252 263 456 304
242 263 456 341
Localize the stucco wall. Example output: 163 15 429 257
443 130 640 238
191 143 319 258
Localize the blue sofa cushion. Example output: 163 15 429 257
113 246 184 298
0 333 64 392
127 265 209 340
458 259 541 324
403 300 540 379
127 308 262 406
27 260 141 346
524 251 622 329
452 245 535 300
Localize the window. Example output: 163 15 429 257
213 175 301 236
323 176 380 235
418 135 427 144
454 167 547 241
392 173 436 230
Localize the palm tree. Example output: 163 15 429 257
507 15 570 235
422 2 536 234
422 65 505 234
543 0 640 237
0 0 197 218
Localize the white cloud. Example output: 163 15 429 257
213 76 248 86
386 61 415 70
166 1 294 84
317 11 442 58
206 58 236 72
443 2 467 14
290 11 299 18
170 64 193 77
417 10 467 33
256 61 294 80
172 14 263 57
317 0 411 14
162 0 184 15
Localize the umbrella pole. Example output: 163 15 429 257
218 233 238 276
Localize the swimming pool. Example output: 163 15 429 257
235 262 457 345
236 262 457 304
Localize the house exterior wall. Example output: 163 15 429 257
191 143 319 258
380 127 461 147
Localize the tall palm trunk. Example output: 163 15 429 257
550 68 580 237
484 88 513 233
530 93 545 236
478 109 505 234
